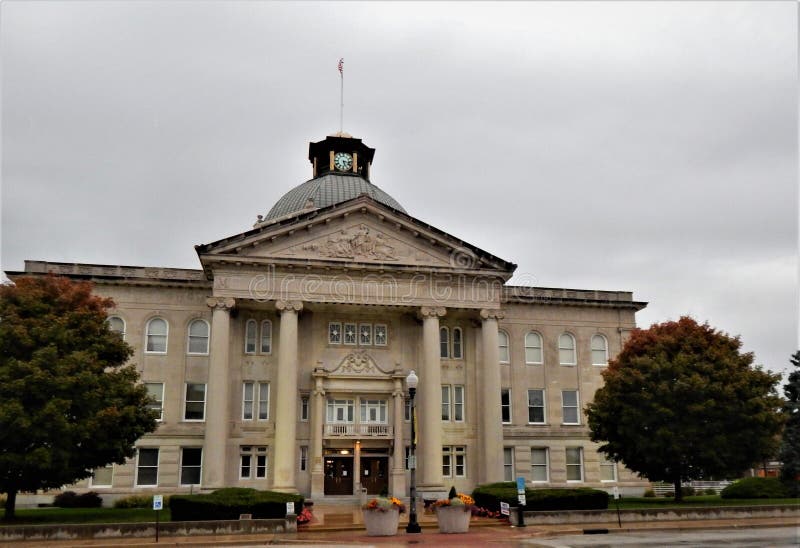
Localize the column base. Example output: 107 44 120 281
389 469 406 498
416 484 447 504
310 470 325 499
271 485 299 494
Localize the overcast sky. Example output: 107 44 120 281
2 2 797 377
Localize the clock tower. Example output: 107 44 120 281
308 132 375 180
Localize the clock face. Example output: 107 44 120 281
334 152 353 172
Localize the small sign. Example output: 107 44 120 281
152 494 163 511
613 486 620 500
516 476 526 494
409 455 416 470
518 494 526 506
286 502 295 515
500 501 510 516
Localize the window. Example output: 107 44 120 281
243 382 269 420
244 320 257 354
452 327 463 359
591 334 608 365
107 316 126 339
180 448 202 485
374 324 387 346
145 318 168 353
443 446 466 477
260 320 272 353
503 448 514 482
527 389 546 424
453 385 464 422
498 330 510 363
243 382 254 420
501 389 512 424
343 322 357 345
300 396 309 421
187 319 209 354
136 448 159 486
328 322 342 344
531 448 549 482
90 465 113 487
599 455 617 482
524 332 543 364
300 446 308 471
441 386 451 421
327 399 354 422
360 399 387 423
566 447 583 481
559 333 576 365
258 382 269 420
145 382 164 421
240 446 267 479
562 390 580 425
359 323 372 346
184 383 206 421
440 327 449 358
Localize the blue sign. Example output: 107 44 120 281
516 476 526 493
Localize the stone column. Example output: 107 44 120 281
310 374 326 498
479 308 505 484
417 306 446 495
272 300 303 493
390 377 407 496
202 296 235 489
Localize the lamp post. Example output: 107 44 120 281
405 370 421 534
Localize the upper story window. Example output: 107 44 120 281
184 383 206 421
591 334 608 365
327 399 355 422
360 399 387 423
144 382 164 421
498 330 510 363
525 332 543 364
328 321 387 347
440 327 450 358
145 318 168 354
452 327 463 359
244 320 257 354
187 319 210 355
558 333 576 365
260 320 272 353
107 316 126 340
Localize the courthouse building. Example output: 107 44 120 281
9 133 649 500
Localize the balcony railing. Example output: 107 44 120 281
324 423 394 437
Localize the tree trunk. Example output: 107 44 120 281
3 489 17 520
673 478 683 503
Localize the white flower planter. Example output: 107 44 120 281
362 507 400 536
435 505 471 533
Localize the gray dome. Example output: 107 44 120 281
265 173 406 220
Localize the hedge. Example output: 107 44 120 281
720 477 789 499
472 482 608 511
53 491 103 508
169 488 304 521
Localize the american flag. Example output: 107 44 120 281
338 58 344 75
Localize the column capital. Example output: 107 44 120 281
418 306 446 319
479 308 505 321
275 300 304 313
206 296 236 310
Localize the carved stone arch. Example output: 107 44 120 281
328 349 393 377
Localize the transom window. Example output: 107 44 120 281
524 332 543 364
145 318 168 353
498 330 510 363
559 333 576 365
591 334 608 365
187 319 210 354
329 321 387 347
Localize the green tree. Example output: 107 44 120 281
778 351 800 495
586 317 783 502
0 276 157 519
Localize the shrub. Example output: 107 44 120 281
472 482 608 512
643 489 656 498
721 477 789 499
114 494 170 509
169 488 304 521
53 491 102 508
703 488 717 496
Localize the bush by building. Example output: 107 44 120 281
471 482 608 512
113 494 170 509
720 477 789 499
53 491 103 508
169 488 303 521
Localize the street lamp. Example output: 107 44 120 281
405 370 421 534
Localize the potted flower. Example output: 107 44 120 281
433 487 474 533
361 496 406 536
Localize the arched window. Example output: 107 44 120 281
187 319 210 354
558 333 576 365
107 316 126 340
498 330 510 363
260 320 272 353
244 320 257 354
440 327 450 358
146 318 168 353
591 334 608 365
524 332 543 364
452 327 463 359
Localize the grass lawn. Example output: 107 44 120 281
0 507 170 525
614 495 800 510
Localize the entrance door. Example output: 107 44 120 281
324 456 354 495
361 456 388 495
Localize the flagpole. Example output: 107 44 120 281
338 58 344 133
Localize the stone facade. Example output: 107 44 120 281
8 134 648 502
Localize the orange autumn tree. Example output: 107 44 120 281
586 317 783 502
0 276 157 519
